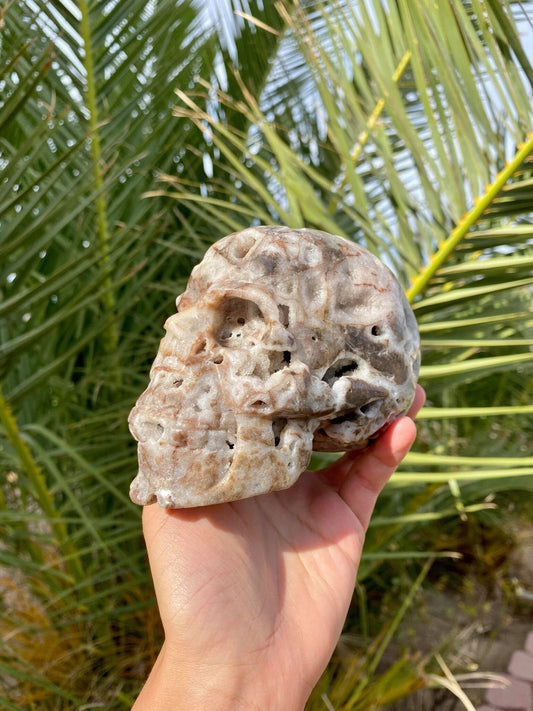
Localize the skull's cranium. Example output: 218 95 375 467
128 226 420 507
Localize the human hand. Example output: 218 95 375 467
133 385 425 711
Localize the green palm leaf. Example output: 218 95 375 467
0 1 288 707
170 0 533 600
1 0 533 708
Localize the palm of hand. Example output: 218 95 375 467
144 473 361 696
142 387 424 706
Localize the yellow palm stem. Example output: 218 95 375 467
406 133 533 303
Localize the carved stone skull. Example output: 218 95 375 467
128 226 420 508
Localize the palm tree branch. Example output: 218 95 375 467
78 0 119 367
406 133 533 302
327 49 413 216
0 384 83 581
417 405 533 418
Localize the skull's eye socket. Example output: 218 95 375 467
216 297 264 344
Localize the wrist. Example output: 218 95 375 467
132 640 308 711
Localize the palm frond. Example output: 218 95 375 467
0 1 288 707
170 0 533 583
2 0 533 708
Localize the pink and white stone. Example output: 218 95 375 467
128 226 420 508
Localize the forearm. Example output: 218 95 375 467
132 641 309 711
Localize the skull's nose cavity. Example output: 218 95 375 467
272 417 288 447
136 421 165 442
